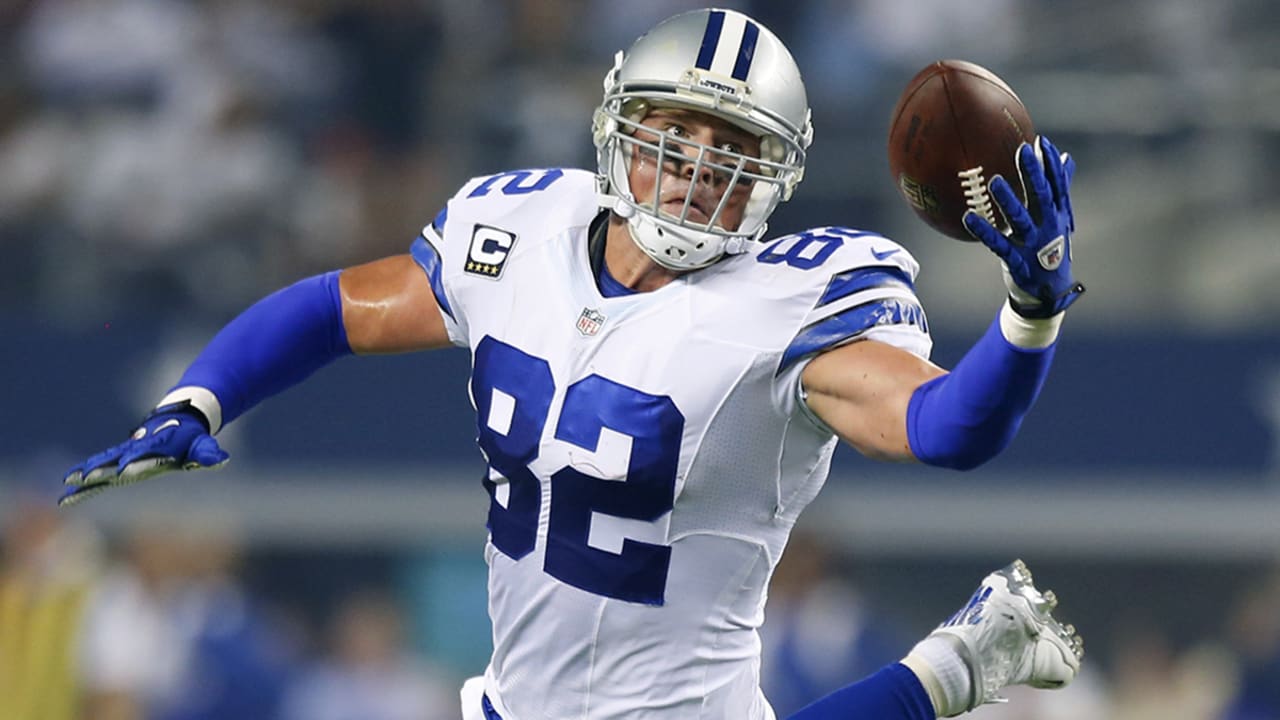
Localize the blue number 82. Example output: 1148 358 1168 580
472 336 684 606
758 226 879 269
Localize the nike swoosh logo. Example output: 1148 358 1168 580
154 419 181 432
871 247 901 261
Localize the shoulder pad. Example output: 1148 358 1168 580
750 226 920 293
740 226 931 373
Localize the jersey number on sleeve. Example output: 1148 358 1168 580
472 336 683 606
757 226 879 269
467 169 565 198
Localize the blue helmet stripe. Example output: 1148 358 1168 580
817 266 916 308
731 21 760 80
695 10 726 70
778 298 929 374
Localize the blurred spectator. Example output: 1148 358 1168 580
1106 615 1234 720
761 533 906 717
0 491 102 720
316 0 441 159
0 0 1272 329
77 518 294 720
8 0 307 317
77 523 186 719
1222 569 1280 720
456 0 599 172
281 590 457 720
159 518 295 720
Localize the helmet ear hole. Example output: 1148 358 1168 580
620 98 649 127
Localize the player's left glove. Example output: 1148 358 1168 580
964 135 1084 319
60 402 229 507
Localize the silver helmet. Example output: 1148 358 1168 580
593 8 813 270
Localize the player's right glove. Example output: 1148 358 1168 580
60 402 229 507
964 135 1084 319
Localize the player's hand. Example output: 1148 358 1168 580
963 135 1084 318
60 404 229 507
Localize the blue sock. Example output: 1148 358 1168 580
787 663 936 720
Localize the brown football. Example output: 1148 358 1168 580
887 59 1035 241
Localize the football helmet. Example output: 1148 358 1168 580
593 8 813 270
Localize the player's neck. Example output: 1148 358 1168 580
604 217 682 292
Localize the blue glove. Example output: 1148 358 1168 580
963 135 1084 319
60 403 229 507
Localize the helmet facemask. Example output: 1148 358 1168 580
593 9 812 271
595 94 803 270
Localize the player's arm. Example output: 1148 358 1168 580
340 254 453 354
805 136 1082 469
802 307 1057 468
801 340 944 462
59 251 452 505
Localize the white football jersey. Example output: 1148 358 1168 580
410 168 932 719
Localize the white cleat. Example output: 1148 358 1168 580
931 559 1084 713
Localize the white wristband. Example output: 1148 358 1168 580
157 386 224 434
998 299 1063 350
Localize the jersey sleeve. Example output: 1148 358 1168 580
407 167 590 350
410 204 469 347
768 227 934 423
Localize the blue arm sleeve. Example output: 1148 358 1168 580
174 271 353 428
906 313 1055 470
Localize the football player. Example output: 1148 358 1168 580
61 8 1085 720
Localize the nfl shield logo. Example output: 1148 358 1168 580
576 307 606 336
1037 236 1066 271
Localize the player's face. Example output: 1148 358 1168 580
627 108 762 231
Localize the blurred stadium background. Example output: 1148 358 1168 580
2 0 1279 718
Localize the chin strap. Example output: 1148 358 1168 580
597 191 635 219
597 190 753 269
723 236 748 255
